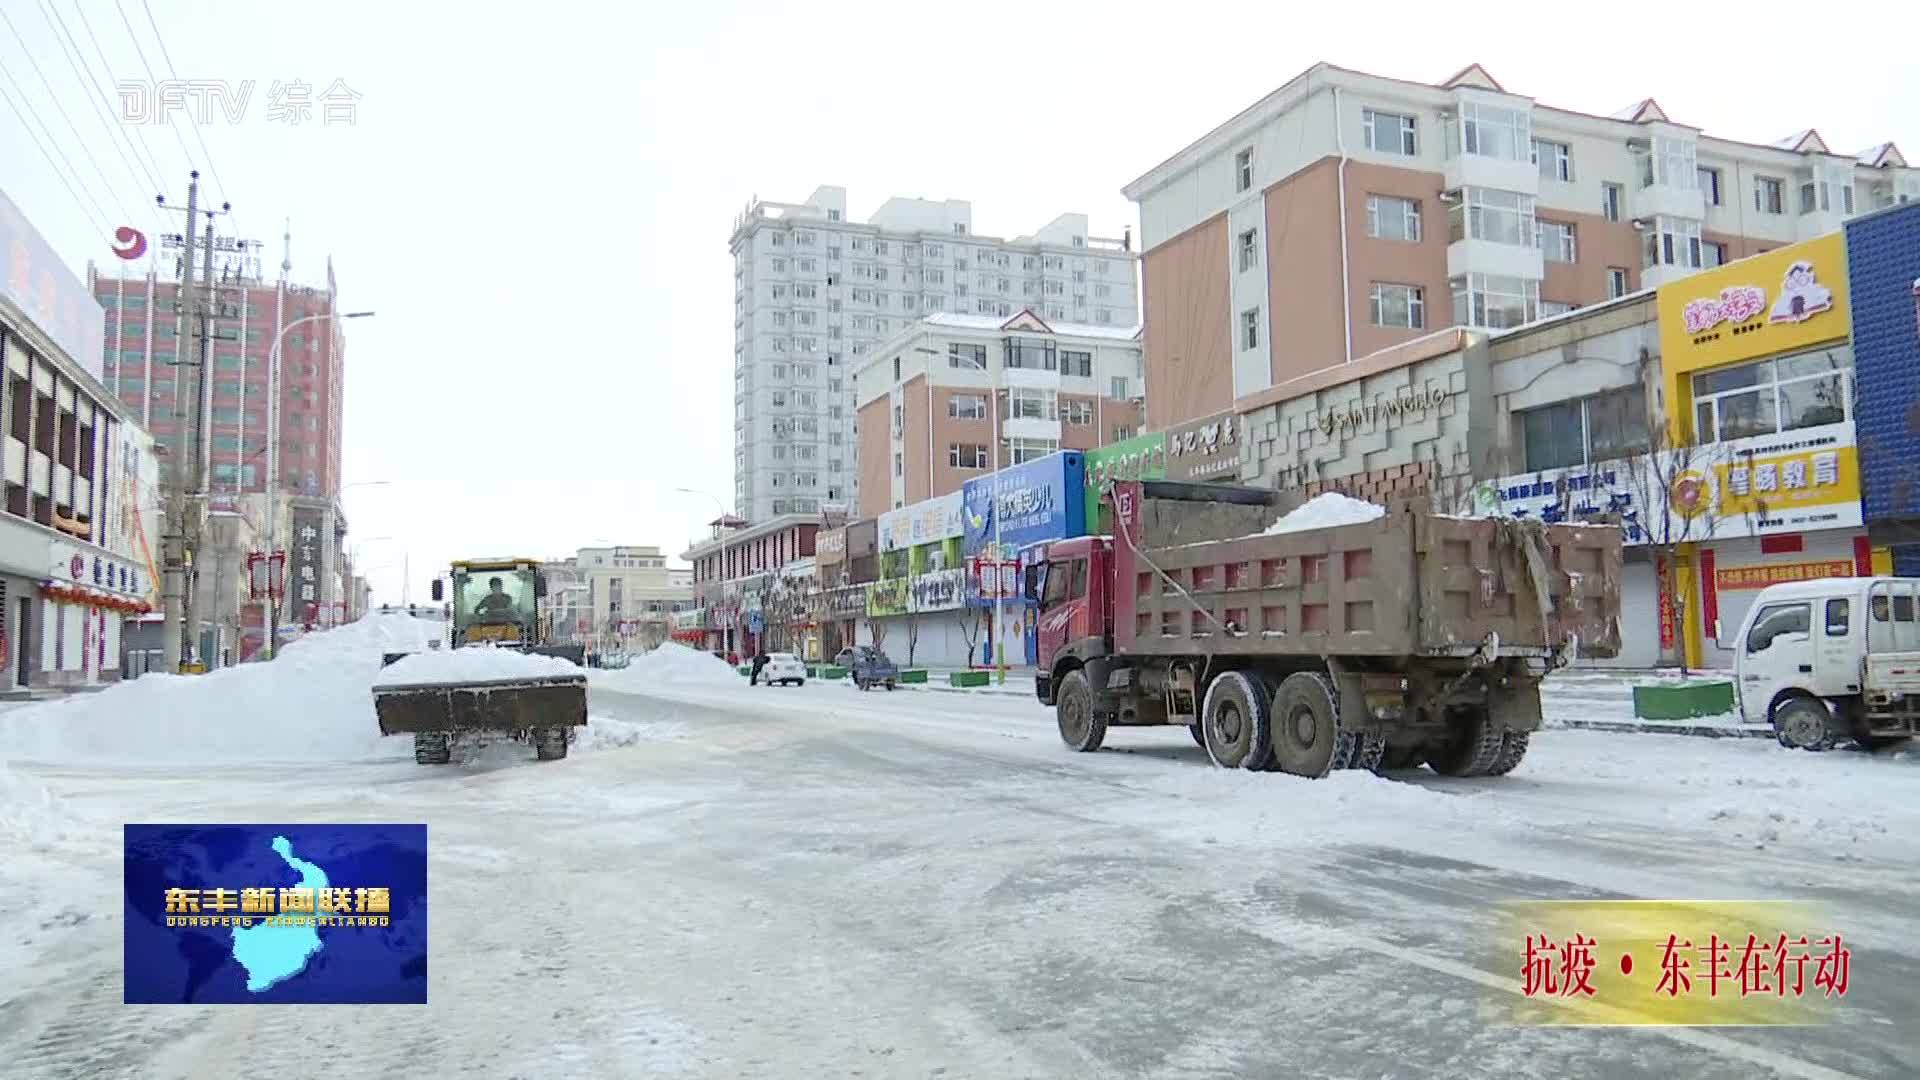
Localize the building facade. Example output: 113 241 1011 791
1844 202 1920 574
852 310 1144 515
729 186 1139 522
90 242 357 641
576 544 693 652
0 189 164 689
1123 61 1920 432
681 514 820 656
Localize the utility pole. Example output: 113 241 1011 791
155 171 231 672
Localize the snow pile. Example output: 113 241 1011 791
592 642 741 690
0 759 72 850
575 712 692 752
376 646 580 687
1263 493 1386 536
0 613 447 768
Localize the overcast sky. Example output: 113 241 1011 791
2 0 1915 604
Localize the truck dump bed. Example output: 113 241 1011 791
1107 480 1622 659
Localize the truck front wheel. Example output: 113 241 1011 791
1055 670 1105 752
1772 696 1839 751
1268 672 1340 777
1203 671 1274 770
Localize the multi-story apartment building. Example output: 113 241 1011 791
577 544 694 637
728 186 1140 522
90 242 357 642
1123 61 1920 430
852 310 1144 513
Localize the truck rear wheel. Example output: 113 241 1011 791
1428 708 1504 777
1345 732 1387 772
1202 671 1272 770
1483 731 1530 776
1055 670 1105 752
1268 671 1342 777
414 732 451 765
534 726 570 761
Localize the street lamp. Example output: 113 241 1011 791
676 487 735 655
258 310 375 659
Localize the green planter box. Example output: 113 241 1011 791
737 665 753 677
949 670 990 688
820 665 847 680
1632 681 1736 720
898 669 928 684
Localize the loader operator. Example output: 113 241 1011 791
474 576 518 622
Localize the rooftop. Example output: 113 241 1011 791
919 310 1143 341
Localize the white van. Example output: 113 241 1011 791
1731 576 1920 750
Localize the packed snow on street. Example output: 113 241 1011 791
3 617 1918 1079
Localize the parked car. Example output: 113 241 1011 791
1730 576 1920 751
843 646 898 691
759 652 808 687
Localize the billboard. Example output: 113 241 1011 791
1656 232 1852 378
0 187 107 382
1843 202 1920 524
287 508 326 624
866 577 909 618
961 451 1086 560
908 568 968 613
878 491 965 553
1165 410 1245 483
1083 431 1167 534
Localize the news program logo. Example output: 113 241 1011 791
123 823 427 1004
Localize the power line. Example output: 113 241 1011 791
111 0 194 175
138 0 233 211
0 71 112 236
41 0 163 199
0 4 139 224
70 0 171 191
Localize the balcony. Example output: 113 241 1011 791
1640 263 1700 290
1001 365 1061 390
1443 155 1540 201
1002 415 1061 442
1446 237 1544 282
1635 183 1706 224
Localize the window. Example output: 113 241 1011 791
1449 188 1536 247
771 233 786 247
925 268 945 285
1368 283 1425 329
1532 138 1572 181
1607 267 1630 299
1643 216 1703 270
1517 386 1650 471
771 257 787 272
1004 437 1059 465
1460 103 1530 161
797 258 816 273
1643 137 1697 190
891 403 903 433
1241 308 1260 350
1362 108 1416 155
1451 273 1539 330
1746 603 1810 654
1826 599 1850 637
1234 147 1253 192
795 284 817 300
891 356 901 381
1238 228 1259 271
1061 349 1092 377
1540 300 1574 317
1109 376 1130 400
948 342 987 370
1064 401 1093 425
1691 346 1853 443
1005 337 1057 371
1009 388 1056 421
1755 176 1785 215
1601 182 1624 223
949 394 987 419
1703 241 1727 269
1698 166 1722 205
924 243 943 259
949 443 988 469
1112 425 1135 442
1365 195 1421 242
1536 220 1576 263
892 451 902 477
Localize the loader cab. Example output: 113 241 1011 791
447 558 542 647
1033 536 1112 674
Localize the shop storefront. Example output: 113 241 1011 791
962 451 1086 668
866 493 973 667
1654 232 1888 668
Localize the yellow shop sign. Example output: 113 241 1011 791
1656 232 1851 376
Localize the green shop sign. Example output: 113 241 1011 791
1083 430 1168 533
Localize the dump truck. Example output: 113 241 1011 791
1030 480 1623 778
371 557 589 765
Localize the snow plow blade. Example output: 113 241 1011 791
370 674 589 736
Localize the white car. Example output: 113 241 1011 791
758 652 807 687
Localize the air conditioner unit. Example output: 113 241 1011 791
1437 189 1462 204
1630 218 1651 232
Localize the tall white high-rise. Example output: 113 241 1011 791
728 186 1139 521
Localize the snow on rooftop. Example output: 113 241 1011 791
920 311 1142 341
1773 129 1814 151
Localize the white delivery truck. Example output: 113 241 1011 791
1731 576 1920 751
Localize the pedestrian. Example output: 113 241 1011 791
749 649 769 686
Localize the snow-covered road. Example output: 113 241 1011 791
5 650 1920 1078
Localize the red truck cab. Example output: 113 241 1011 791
1033 535 1113 704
